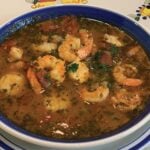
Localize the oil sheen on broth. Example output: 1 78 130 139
0 16 149 140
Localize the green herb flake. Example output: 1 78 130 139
44 73 51 81
110 45 119 57
93 51 103 62
107 82 113 89
98 64 111 72
67 63 79 72
31 55 37 61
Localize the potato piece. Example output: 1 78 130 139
32 42 57 53
0 73 26 96
44 90 71 112
8 47 23 62
104 34 123 47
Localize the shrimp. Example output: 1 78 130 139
104 34 123 47
58 34 80 62
80 83 109 103
0 73 26 97
127 45 140 56
32 42 57 53
36 55 66 83
77 29 93 59
27 68 44 94
58 30 93 62
27 55 66 94
113 64 143 86
111 89 141 112
44 90 71 112
68 60 90 83
127 45 150 67
8 47 23 62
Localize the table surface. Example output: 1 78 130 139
0 0 150 30
0 0 150 150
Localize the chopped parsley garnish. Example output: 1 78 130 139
110 45 119 57
98 64 112 72
44 73 51 81
92 52 112 73
67 63 79 72
93 51 102 61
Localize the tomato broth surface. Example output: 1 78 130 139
0 16 149 140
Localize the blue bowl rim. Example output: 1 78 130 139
0 5 150 144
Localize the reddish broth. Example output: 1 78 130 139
0 16 149 140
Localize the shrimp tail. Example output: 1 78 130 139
123 78 143 87
113 64 143 87
27 68 44 94
77 37 93 60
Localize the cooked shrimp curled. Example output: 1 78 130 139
113 64 143 86
27 55 66 94
80 82 109 103
112 89 142 112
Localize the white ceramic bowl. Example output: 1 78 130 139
0 5 150 150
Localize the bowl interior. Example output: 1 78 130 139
0 5 150 144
